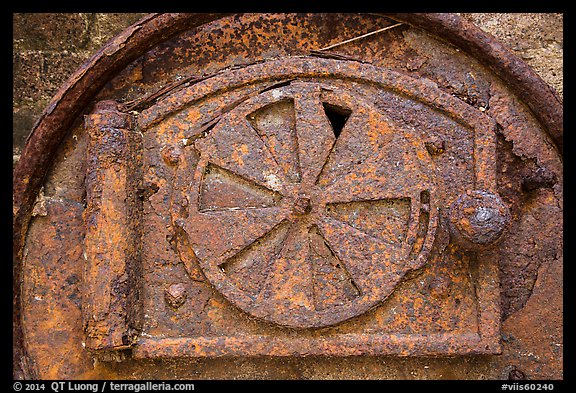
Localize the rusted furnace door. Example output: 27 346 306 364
14 13 563 380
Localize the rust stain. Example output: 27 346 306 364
170 78 442 330
15 13 562 380
83 100 142 354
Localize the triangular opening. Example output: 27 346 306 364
323 103 351 139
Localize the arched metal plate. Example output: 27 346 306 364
14 13 562 380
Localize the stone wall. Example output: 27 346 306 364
13 13 148 165
13 13 562 167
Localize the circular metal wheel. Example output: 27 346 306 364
178 81 437 328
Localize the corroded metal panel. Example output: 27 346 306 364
129 57 503 358
14 13 563 380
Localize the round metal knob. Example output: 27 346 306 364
449 190 510 249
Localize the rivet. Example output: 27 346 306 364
449 190 510 249
165 283 187 309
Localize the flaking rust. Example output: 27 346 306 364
14 13 562 379
177 80 439 329
83 100 143 355
134 57 505 358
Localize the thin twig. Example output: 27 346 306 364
317 22 404 52
308 50 369 63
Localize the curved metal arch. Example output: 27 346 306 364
12 13 563 379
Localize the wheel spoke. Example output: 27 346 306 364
325 198 412 246
185 208 286 266
199 164 282 212
195 114 288 194
247 99 301 184
322 135 433 205
317 107 397 188
317 216 407 301
293 85 336 187
256 222 315 315
219 221 291 298
308 225 361 311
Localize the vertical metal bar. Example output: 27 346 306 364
83 100 142 352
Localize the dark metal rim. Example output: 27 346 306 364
384 13 563 153
12 12 563 379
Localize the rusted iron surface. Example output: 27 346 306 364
386 13 563 154
13 13 228 379
21 199 90 379
15 13 562 380
449 190 510 249
132 55 504 360
178 79 438 329
83 100 142 354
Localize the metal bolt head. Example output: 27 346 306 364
292 194 312 216
449 190 510 249
165 283 187 309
